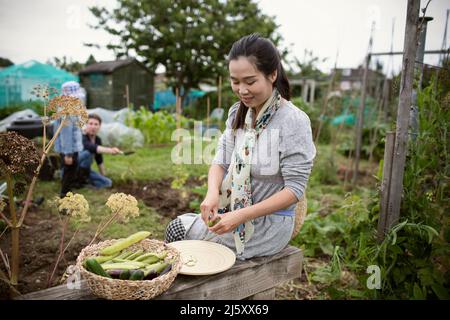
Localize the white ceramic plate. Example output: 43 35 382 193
167 240 236 275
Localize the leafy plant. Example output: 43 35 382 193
189 178 208 212
293 78 449 300
171 165 190 190
125 107 193 145
309 148 339 185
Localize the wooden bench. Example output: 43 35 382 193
16 246 302 300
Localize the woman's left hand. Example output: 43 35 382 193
209 209 247 235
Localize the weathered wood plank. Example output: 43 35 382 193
16 246 302 300
378 131 395 242
157 246 302 300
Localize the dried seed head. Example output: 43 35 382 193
0 131 40 179
31 84 57 101
48 96 88 127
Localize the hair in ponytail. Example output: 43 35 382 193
228 34 291 129
276 63 291 101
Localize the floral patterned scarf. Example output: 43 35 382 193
218 89 281 254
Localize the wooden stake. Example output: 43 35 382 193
352 53 371 186
378 131 395 242
368 87 385 163
206 95 210 129
381 77 391 122
330 102 348 161
384 0 420 231
310 80 316 105
343 148 353 190
302 80 308 103
315 71 336 144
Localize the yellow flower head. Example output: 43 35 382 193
57 192 90 222
106 193 140 223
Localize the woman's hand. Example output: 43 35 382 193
209 209 247 235
200 190 220 225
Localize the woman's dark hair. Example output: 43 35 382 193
228 33 291 129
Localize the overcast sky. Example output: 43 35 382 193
0 0 448 75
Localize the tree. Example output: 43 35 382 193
47 56 84 74
85 54 97 66
289 49 327 79
87 0 282 107
0 57 13 68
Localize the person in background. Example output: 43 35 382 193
78 113 122 189
53 81 84 197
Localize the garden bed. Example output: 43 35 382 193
116 176 205 219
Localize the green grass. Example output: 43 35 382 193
33 143 213 241
106 141 210 183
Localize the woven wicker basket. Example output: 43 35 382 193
76 239 181 300
290 194 307 240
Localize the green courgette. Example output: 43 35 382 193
85 258 112 278
119 269 131 280
129 269 145 280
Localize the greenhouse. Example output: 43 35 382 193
0 60 78 107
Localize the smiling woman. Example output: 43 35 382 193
164 34 316 260
229 57 276 122
227 34 291 130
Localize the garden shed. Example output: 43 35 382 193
79 58 154 110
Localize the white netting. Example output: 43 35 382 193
97 122 144 149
